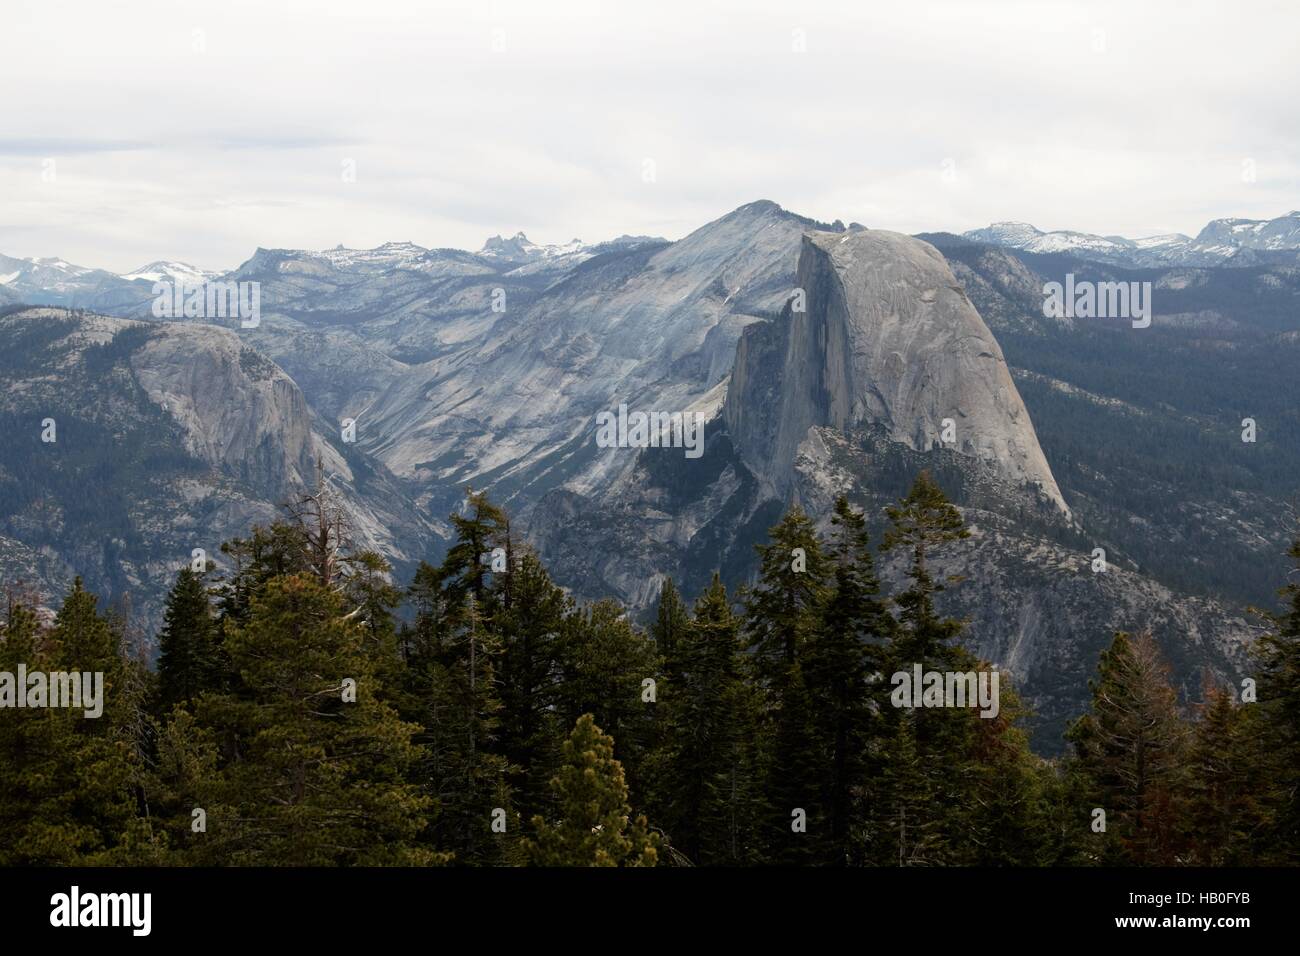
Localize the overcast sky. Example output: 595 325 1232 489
2 0 1297 272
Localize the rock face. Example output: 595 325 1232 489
780 425 1255 750
359 200 824 504
724 230 1067 512
128 321 317 491
0 308 438 639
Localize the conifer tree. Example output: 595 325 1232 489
51 576 120 675
651 576 690 679
141 705 222 863
156 566 219 710
1066 632 1189 865
0 599 40 666
197 573 437 865
654 574 759 864
556 599 659 802
744 505 830 682
1035 757 1094 867
804 496 888 864
282 460 360 590
1185 683 1267 865
405 559 450 660
440 487 509 618
0 583 150 863
401 497 516 864
1254 537 1300 861
642 576 688 834
20 473 1300 869
870 474 979 864
872 711 941 866
421 592 513 865
763 660 821 864
880 471 970 667
743 505 831 864
522 714 659 867
959 679 1049 866
215 521 312 629
494 551 570 824
0 602 64 864
342 550 406 694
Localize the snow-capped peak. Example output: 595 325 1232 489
0 252 119 293
122 260 215 285
964 222 1134 255
479 232 586 264
965 211 1300 267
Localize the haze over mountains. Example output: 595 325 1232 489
2 200 1298 747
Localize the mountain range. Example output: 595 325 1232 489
2 200 1298 749
962 210 1300 268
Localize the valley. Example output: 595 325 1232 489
1 202 1297 750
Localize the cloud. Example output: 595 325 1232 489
1 0 1297 272
204 133 362 151
0 138 155 156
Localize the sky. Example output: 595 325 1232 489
1 0 1297 273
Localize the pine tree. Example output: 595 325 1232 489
24 475 1300 869
642 576 687 839
556 599 659 803
440 487 509 617
959 679 1048 865
50 577 120 675
1185 682 1268 865
742 505 831 862
342 550 406 694
744 504 830 682
654 574 759 865
1036 757 1093 867
651 576 690 679
522 714 659 867
282 459 359 589
804 496 888 864
494 551 570 825
215 521 312 630
0 583 151 864
404 559 450 660
156 566 219 710
873 712 941 866
1254 537 1300 862
0 602 64 864
870 473 978 865
763 660 821 864
400 499 516 865
880 471 970 667
1066 632 1189 865
196 573 437 865
397 587 510 865
140 705 222 863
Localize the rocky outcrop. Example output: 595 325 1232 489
129 322 317 493
361 200 825 505
0 308 438 642
724 229 1068 512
